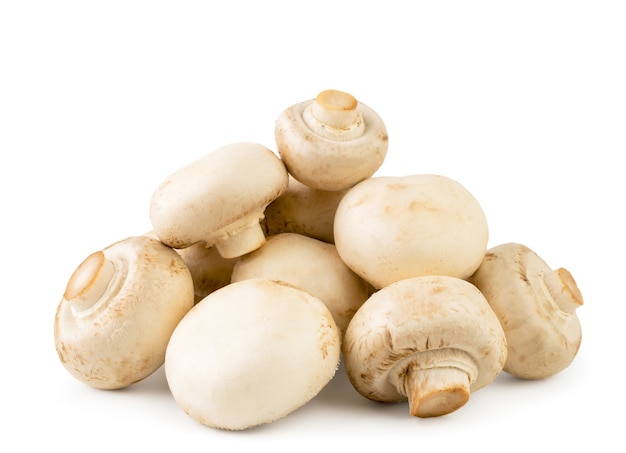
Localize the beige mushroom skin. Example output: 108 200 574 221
174 241 238 304
334 174 489 289
342 275 507 418
164 278 341 430
468 243 583 379
275 89 388 191
149 142 289 259
231 233 369 335
54 236 195 390
262 176 348 244
145 231 237 304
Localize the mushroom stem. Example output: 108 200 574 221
303 90 365 141
403 365 471 418
312 89 359 129
214 214 267 259
63 251 116 313
541 267 584 314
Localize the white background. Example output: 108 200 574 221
1 1 624 451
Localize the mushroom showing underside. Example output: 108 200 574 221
231 232 369 335
165 278 341 430
342 275 507 418
149 141 289 259
54 236 195 390
334 174 489 289
275 89 388 191
468 242 583 380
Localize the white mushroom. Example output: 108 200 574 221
149 142 289 259
231 232 369 335
164 278 341 430
334 174 489 289
54 236 195 390
145 231 238 304
468 242 584 379
342 275 507 418
275 89 388 191
262 176 348 244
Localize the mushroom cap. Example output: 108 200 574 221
334 174 489 289
144 231 237 303
175 240 238 304
275 90 388 191
149 142 289 258
231 233 369 335
164 278 341 430
262 176 348 244
342 275 507 416
468 242 583 379
54 236 195 390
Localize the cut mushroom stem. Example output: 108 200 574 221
213 212 267 259
64 251 116 313
404 366 471 418
542 267 584 314
308 89 362 134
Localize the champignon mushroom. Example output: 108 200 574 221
149 142 289 259
145 231 237 304
231 232 369 335
164 278 341 430
468 242 583 379
275 89 388 191
261 176 348 244
54 236 195 390
334 174 489 289
343 275 507 418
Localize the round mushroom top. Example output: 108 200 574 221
334 174 489 289
231 232 369 335
164 278 341 430
149 142 289 250
342 275 507 404
468 242 583 379
275 89 388 191
54 236 195 389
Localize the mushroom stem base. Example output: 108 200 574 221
403 366 471 418
215 220 266 259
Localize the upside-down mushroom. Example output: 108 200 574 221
275 89 388 191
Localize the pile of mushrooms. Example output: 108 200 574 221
53 88 584 430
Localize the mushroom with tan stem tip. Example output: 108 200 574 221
261 176 348 244
164 278 341 430
149 142 289 259
275 89 389 191
342 275 507 418
54 236 195 390
334 174 489 290
468 242 583 380
231 232 369 336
